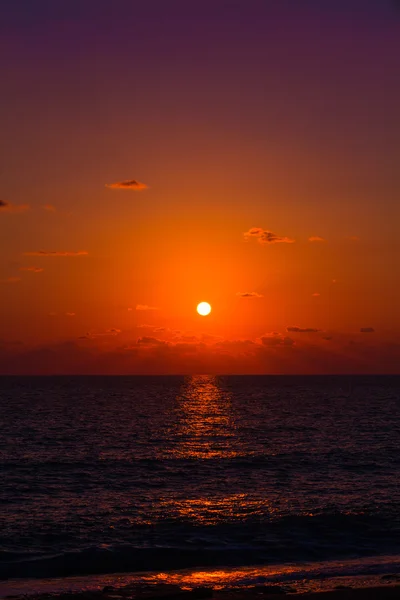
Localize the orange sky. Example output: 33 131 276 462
0 1 399 374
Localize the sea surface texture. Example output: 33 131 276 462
0 375 399 581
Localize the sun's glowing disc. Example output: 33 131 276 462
197 302 211 316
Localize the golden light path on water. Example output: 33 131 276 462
157 375 274 524
169 375 237 460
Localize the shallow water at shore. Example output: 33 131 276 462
1 555 400 597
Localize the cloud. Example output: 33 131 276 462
236 291 264 298
66 312 76 317
19 267 44 273
261 334 295 347
136 304 159 311
2 331 400 375
81 328 121 339
137 336 168 346
106 180 148 190
244 227 295 244
0 276 20 283
0 200 30 214
23 251 88 257
312 292 320 297
42 204 56 212
215 339 257 353
287 326 320 333
308 236 326 242
360 327 375 333
177 334 199 343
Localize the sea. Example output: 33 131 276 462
0 375 399 596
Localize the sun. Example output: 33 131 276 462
197 301 211 316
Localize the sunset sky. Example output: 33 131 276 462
1 0 399 374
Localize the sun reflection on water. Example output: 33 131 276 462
170 375 237 460
159 376 269 524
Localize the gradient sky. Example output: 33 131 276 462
0 0 399 374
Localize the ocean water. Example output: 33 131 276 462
0 375 399 590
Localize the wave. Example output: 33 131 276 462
1 535 400 581
1 508 399 580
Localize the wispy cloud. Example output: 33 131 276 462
42 204 56 212
308 236 326 242
244 227 295 244
0 200 30 214
287 326 320 333
66 312 76 317
136 304 159 311
23 251 88 257
312 292 321 297
106 180 148 190
360 327 375 333
19 267 44 273
0 276 21 283
236 291 264 298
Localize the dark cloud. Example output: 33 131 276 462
236 291 263 298
287 326 320 333
360 327 375 333
244 227 295 244
0 200 30 214
106 180 148 190
24 251 88 256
